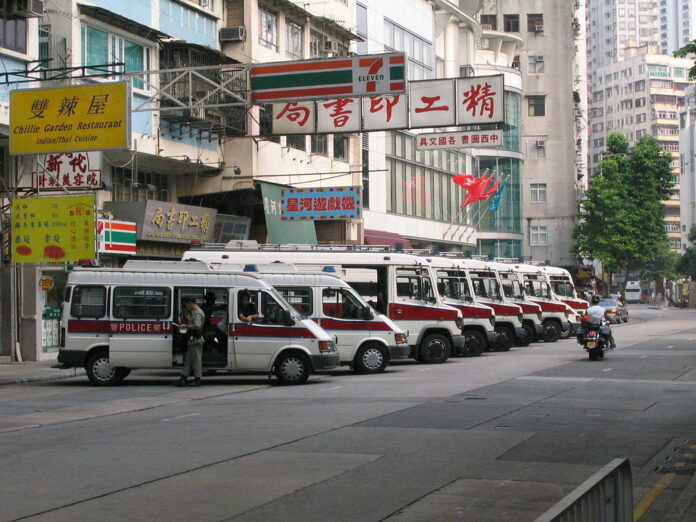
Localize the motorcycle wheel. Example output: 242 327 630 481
588 348 600 361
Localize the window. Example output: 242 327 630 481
503 14 519 32
528 55 544 74
322 288 365 319
530 183 547 203
480 14 497 30
356 2 367 54
259 104 280 143
311 134 328 155
530 226 548 246
113 287 171 319
635 97 646 107
333 134 348 161
38 25 50 68
259 7 278 50
396 268 433 301
237 290 288 325
275 287 312 316
527 14 544 32
112 167 170 202
0 17 27 53
310 30 327 58
286 134 306 150
71 286 107 318
527 96 545 116
635 80 646 91
286 21 303 59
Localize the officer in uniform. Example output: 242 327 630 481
176 297 206 387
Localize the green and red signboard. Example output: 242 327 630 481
250 53 406 102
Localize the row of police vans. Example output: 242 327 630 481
57 244 588 386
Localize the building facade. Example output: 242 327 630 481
660 0 696 54
588 45 691 251
679 84 696 247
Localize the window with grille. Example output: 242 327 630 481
259 8 278 50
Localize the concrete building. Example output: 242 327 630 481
660 0 696 54
679 84 696 247
588 45 691 251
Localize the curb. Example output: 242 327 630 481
664 468 696 521
0 368 84 386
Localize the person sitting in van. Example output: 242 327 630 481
238 291 259 324
202 291 227 348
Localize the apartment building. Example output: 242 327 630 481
660 0 696 54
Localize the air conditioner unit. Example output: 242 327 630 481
6 0 44 17
325 40 340 54
219 26 246 43
536 140 546 148
535 24 544 33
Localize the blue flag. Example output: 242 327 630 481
488 180 506 212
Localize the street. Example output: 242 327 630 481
2 305 696 521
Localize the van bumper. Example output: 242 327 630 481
515 327 527 340
57 350 86 368
452 335 466 350
486 331 500 346
535 324 545 336
311 353 340 371
387 344 411 359
561 321 571 333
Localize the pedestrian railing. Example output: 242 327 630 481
535 458 633 522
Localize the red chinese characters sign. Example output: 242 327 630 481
272 101 316 134
456 75 504 125
317 98 361 133
415 130 503 150
409 80 456 128
33 151 101 190
281 186 361 221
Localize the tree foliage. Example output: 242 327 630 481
674 41 696 80
678 248 696 279
574 133 673 295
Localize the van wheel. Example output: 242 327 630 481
522 323 536 344
274 352 310 385
354 344 388 373
493 326 514 352
543 322 561 343
418 334 451 364
85 352 127 386
461 329 485 357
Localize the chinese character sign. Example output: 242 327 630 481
362 94 408 131
456 75 505 125
272 101 316 134
317 98 361 133
409 80 456 128
141 201 217 244
415 130 503 150
281 187 361 220
11 195 96 263
33 151 102 190
9 82 131 155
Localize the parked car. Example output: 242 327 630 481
599 298 628 323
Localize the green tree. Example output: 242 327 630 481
688 226 696 244
678 248 696 278
641 243 681 295
574 133 673 297
674 41 696 79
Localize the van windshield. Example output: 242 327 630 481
524 279 551 299
501 278 524 300
550 277 575 298
470 272 502 301
437 270 473 302
396 267 435 302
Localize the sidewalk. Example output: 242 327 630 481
0 361 84 385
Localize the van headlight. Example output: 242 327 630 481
537 312 543 321
455 317 464 329
518 313 524 323
319 341 336 353
395 333 408 344
489 316 496 326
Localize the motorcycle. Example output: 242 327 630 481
577 317 612 361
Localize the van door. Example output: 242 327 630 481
231 289 293 370
320 287 366 359
109 286 173 368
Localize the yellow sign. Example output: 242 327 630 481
9 82 131 155
12 195 96 263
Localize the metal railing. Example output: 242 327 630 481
535 458 633 522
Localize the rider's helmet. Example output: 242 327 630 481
591 295 601 304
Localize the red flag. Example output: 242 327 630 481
453 174 500 208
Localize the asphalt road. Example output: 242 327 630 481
1 305 696 521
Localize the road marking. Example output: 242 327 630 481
325 386 342 391
640 355 648 359
634 472 676 520
602 368 613 372
418 368 434 372
667 345 674 349
161 413 199 422
684 453 696 458
674 462 687 468
534 347 541 350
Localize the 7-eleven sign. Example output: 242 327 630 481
97 219 137 255
251 53 406 103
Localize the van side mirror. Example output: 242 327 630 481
362 306 374 320
281 309 295 326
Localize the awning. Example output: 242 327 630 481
364 229 412 250
78 3 170 41
104 150 221 176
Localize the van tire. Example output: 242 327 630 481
274 352 310 385
354 344 388 373
418 334 451 364
522 323 536 344
461 329 485 357
85 351 128 386
516 325 533 347
493 326 514 352
543 322 561 343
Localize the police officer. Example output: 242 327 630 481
176 297 206 387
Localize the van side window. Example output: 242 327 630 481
275 287 312 316
71 286 106 318
322 288 362 319
113 287 171 319
237 290 285 325
396 269 422 300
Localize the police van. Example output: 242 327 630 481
222 264 410 373
57 261 338 386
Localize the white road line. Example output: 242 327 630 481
161 413 199 422
325 386 342 391
602 368 613 372
418 368 434 372
667 345 674 349
640 355 648 359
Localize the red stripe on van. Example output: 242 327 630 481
562 299 588 310
68 320 112 333
68 320 173 334
484 303 521 316
529 300 567 313
229 323 316 338
318 318 392 331
449 305 491 318
388 303 459 321
518 302 542 314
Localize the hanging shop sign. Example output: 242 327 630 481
251 53 406 102
415 130 504 150
97 219 137 255
39 275 55 291
11 195 96 263
32 151 102 190
9 82 131 155
281 186 361 221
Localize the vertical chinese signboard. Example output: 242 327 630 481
281 187 361 220
11 195 96 263
9 82 131 155
33 151 101 190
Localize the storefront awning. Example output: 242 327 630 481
104 150 221 176
364 229 412 250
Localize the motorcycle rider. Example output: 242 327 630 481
584 295 616 349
